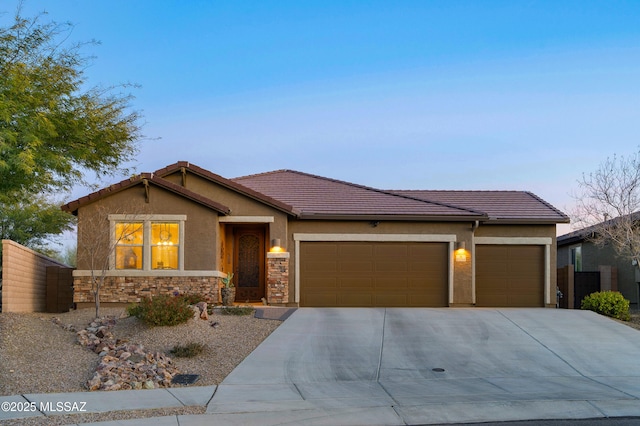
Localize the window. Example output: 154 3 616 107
151 222 179 269
570 246 582 272
110 215 186 271
115 222 143 269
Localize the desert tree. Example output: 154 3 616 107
0 5 142 200
571 148 640 267
77 203 145 318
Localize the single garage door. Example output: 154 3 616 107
300 241 448 307
476 245 545 307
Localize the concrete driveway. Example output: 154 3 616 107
207 308 640 425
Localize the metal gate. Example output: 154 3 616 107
574 271 600 308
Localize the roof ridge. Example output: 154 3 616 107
236 170 487 217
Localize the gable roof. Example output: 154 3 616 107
62 161 569 224
233 170 487 221
392 190 570 224
154 162 299 216
61 173 231 215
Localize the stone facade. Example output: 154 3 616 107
267 253 289 305
73 275 220 305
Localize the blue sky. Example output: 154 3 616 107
6 1 640 236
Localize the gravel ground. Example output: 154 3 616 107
1 307 638 426
0 306 281 425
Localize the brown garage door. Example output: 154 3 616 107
476 245 545 307
300 241 448 307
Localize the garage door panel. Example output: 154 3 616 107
339 293 374 307
338 277 374 289
304 260 338 273
339 244 373 257
305 277 337 289
301 292 338 307
476 245 544 308
300 241 448 307
339 261 373 273
376 262 408 273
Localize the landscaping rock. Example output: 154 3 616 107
75 316 180 391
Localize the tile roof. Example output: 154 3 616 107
61 173 231 215
233 170 487 220
154 162 299 216
62 162 569 224
391 190 570 223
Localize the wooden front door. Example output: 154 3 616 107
233 226 266 302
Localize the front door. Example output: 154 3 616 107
233 226 266 302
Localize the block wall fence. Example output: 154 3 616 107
1 240 70 312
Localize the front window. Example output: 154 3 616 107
115 222 143 269
151 222 179 269
110 215 185 271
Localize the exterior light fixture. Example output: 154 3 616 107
455 241 467 262
270 238 284 253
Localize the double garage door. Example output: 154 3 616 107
300 241 545 308
300 241 448 307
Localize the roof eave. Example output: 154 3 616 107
297 213 488 222
156 162 299 217
483 217 571 225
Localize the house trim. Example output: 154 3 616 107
293 233 457 304
219 216 275 223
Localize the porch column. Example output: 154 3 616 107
266 252 289 305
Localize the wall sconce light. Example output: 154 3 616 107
455 241 467 262
270 238 284 253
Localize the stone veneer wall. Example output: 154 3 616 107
2 239 70 312
267 252 289 305
73 275 220 305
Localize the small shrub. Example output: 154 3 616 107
180 293 207 305
170 342 205 358
128 294 194 326
218 306 255 316
126 302 143 318
581 291 630 321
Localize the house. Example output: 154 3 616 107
62 161 569 308
557 218 640 308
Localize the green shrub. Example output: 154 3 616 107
581 291 630 321
127 294 194 326
170 342 205 358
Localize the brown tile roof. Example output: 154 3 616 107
62 162 569 224
392 190 570 223
154 162 299 216
233 170 487 220
61 173 231 215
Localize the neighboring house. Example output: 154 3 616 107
557 220 640 308
62 161 569 308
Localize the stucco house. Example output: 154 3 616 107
557 217 640 308
62 161 569 308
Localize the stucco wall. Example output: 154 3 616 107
1 240 69 312
287 220 558 307
75 184 219 271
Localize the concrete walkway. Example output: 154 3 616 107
2 308 640 425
